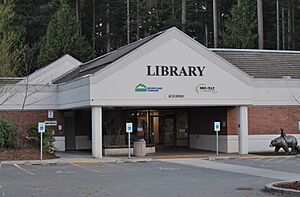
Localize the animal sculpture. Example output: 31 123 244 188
269 129 298 154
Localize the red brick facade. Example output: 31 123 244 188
248 106 300 135
226 107 239 135
0 110 64 139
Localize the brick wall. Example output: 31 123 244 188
0 110 64 139
226 107 238 135
249 106 300 135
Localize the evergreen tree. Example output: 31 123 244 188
0 0 26 77
222 0 257 49
38 3 94 67
13 0 62 73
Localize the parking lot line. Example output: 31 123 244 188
262 157 279 163
273 157 289 163
13 163 35 176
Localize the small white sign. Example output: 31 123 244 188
298 121 300 131
45 120 57 126
48 110 54 119
214 122 221 132
126 122 133 133
38 122 46 133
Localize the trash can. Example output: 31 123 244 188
133 139 146 157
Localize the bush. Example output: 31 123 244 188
27 124 55 153
0 119 17 149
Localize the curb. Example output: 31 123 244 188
0 159 61 165
208 155 238 160
0 157 153 165
153 155 238 161
241 154 298 159
265 180 300 197
1 154 263 165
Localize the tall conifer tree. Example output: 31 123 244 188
38 3 94 67
222 0 257 49
0 0 26 77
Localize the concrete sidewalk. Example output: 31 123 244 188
0 150 240 165
0 156 153 165
1 151 296 165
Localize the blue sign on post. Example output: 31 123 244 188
38 122 46 133
214 121 221 156
214 122 221 132
126 123 133 133
38 122 45 161
126 122 133 159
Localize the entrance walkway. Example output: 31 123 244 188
113 148 238 160
56 151 92 159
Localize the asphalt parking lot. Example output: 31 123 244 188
217 155 300 174
1 156 298 197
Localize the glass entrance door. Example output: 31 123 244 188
149 110 189 148
160 116 176 147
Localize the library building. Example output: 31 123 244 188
1 27 299 158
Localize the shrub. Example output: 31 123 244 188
27 124 55 153
0 119 17 149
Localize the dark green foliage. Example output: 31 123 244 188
27 124 55 154
37 3 94 68
0 119 17 149
13 0 61 73
222 0 257 49
0 0 26 77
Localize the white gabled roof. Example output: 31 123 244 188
20 54 81 85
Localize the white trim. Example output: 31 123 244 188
211 48 300 54
189 134 300 153
248 134 300 152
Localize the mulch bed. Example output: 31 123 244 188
0 148 58 161
274 181 300 191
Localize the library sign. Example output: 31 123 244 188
146 65 205 77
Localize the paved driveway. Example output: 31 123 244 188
0 157 292 197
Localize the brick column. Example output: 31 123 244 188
92 106 102 158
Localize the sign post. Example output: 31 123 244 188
126 122 133 158
38 122 46 161
214 121 221 155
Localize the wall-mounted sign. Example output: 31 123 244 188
135 83 162 92
45 120 57 126
147 65 205 77
48 110 54 119
195 84 218 94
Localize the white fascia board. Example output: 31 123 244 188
252 78 300 88
58 75 91 92
57 76 91 109
90 99 253 107
90 27 253 86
